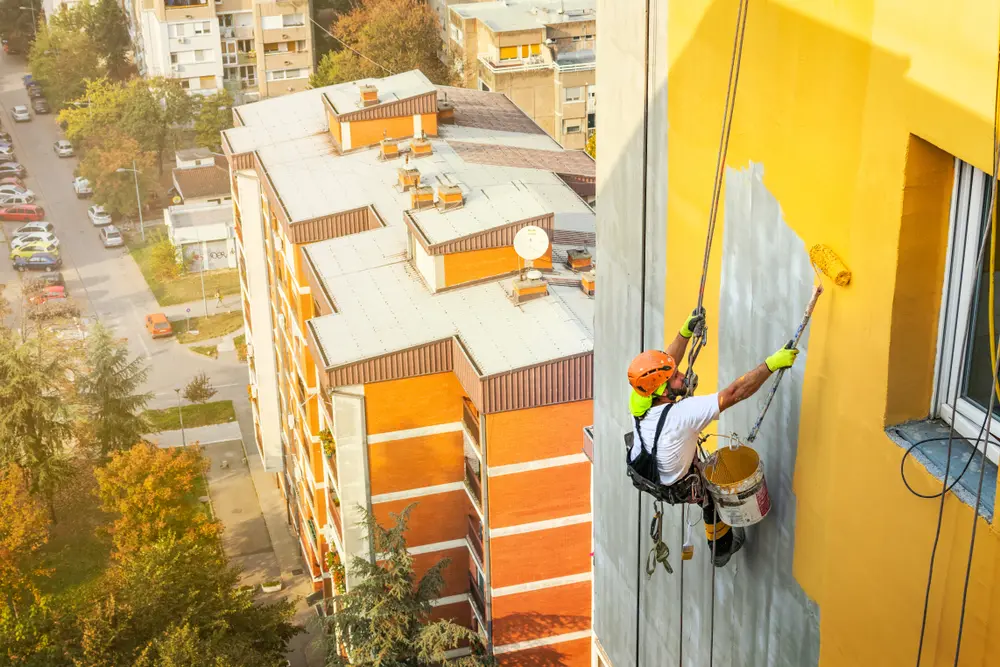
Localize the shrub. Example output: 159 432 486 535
149 235 182 282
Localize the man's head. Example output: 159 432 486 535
667 369 687 395
627 350 676 397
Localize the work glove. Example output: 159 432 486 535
680 308 706 339
765 344 799 372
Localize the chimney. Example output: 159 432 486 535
397 166 421 191
359 84 379 107
512 269 549 304
410 185 435 209
379 136 400 160
565 248 592 271
580 270 595 296
436 183 464 211
410 135 433 158
437 97 455 124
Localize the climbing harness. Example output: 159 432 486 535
646 502 673 576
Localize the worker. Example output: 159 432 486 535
626 310 799 567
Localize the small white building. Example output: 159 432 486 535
163 201 236 272
171 148 231 206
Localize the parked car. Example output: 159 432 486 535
145 313 173 338
11 232 59 250
0 144 13 155
0 163 26 178
0 185 34 202
0 193 34 205
10 106 30 122
10 243 59 260
0 205 44 222
31 98 50 114
0 177 25 189
30 270 65 287
0 130 10 143
0 153 17 165
12 252 61 272
27 84 43 99
29 285 66 305
22 74 33 88
73 177 93 198
88 205 111 225
13 222 55 237
99 225 124 248
53 140 73 157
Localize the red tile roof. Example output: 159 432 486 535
172 156 230 201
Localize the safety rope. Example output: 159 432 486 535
709 506 719 667
678 504 685 667
646 502 673 576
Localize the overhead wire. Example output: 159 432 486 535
309 16 394 76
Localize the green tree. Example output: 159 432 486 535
77 324 153 457
0 333 75 522
28 7 106 110
73 537 300 666
183 372 217 405
325 506 492 667
77 131 158 217
310 0 452 88
585 130 596 159
194 90 234 152
94 443 220 558
0 0 41 54
92 0 132 80
148 233 183 281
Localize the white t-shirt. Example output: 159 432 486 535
628 393 721 485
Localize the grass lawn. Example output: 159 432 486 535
144 399 237 431
234 333 247 362
171 311 243 344
191 344 219 359
125 231 240 307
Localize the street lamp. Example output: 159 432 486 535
116 161 145 242
174 388 186 447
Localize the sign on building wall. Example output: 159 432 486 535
183 239 235 272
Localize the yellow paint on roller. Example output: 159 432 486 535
809 244 852 287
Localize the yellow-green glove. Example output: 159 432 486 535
680 308 705 339
765 345 799 372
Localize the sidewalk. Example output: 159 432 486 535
148 421 242 448
159 297 241 320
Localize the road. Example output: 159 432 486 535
0 53 248 399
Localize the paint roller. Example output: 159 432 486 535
744 244 851 443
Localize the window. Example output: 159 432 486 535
565 86 583 102
935 160 1000 461
170 53 179 64
260 15 281 30
237 39 252 52
194 49 210 62
179 79 191 89
294 40 306 51
450 24 463 44
499 46 518 61
479 79 490 92
193 21 210 34
219 14 233 27
168 23 186 37
264 42 279 53
266 68 306 81
565 123 582 134
282 13 304 26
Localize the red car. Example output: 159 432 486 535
0 176 25 189
0 204 45 222
30 285 66 305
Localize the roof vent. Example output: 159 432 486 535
512 273 549 304
437 98 455 124
436 184 464 211
411 134 433 158
397 166 421 191
565 248 592 271
410 185 435 210
359 84 379 107
580 269 595 296
379 136 400 161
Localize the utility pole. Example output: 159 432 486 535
175 388 186 446
132 159 145 242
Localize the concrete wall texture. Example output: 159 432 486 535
594 1 1000 666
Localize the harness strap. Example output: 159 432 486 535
634 403 672 462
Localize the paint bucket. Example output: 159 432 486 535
702 445 771 527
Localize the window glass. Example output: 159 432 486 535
282 13 304 26
565 123 582 133
962 196 1000 419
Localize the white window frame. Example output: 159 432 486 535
564 86 583 103
564 123 582 134
934 159 1000 462
282 13 304 26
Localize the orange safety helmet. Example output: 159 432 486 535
627 350 677 397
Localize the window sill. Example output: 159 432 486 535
886 419 996 521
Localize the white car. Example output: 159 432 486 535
0 193 33 205
0 185 33 199
10 232 58 250
88 204 112 225
10 106 30 122
53 140 74 157
99 225 124 248
13 222 55 237
73 177 93 198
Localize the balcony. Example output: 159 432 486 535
466 515 484 571
464 458 483 514
478 54 550 75
462 397 480 446
468 573 488 637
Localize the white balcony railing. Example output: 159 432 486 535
478 54 550 75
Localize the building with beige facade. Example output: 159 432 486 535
125 0 314 103
447 0 595 150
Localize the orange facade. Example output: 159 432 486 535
442 246 553 287
486 400 593 466
489 522 591 588
364 373 465 434
373 489 472 548
491 581 592 646
488 462 591 528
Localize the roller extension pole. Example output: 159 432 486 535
746 283 823 443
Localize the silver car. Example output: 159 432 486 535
10 232 59 250
13 222 55 236
0 193 33 205
53 140 74 157
88 204 112 225
10 106 30 122
100 225 124 248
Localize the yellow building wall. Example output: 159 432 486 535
666 2 1000 665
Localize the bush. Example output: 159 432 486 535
183 372 217 405
28 300 81 321
149 235 182 282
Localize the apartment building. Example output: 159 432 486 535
223 70 598 664
125 0 313 103
594 1 1000 667
448 0 595 150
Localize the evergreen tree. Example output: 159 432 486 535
325 506 492 667
78 324 152 457
92 0 132 80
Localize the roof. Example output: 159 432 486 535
175 147 214 161
439 86 547 135
323 70 436 115
172 156 229 201
451 0 596 33
166 202 233 229
447 140 595 177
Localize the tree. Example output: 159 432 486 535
73 537 300 666
0 332 76 522
0 0 41 54
77 131 158 217
183 372 218 405
92 0 132 80
310 0 452 88
194 90 234 152
325 506 491 667
148 233 183 281
585 130 596 159
77 324 153 457
94 443 220 557
28 6 106 110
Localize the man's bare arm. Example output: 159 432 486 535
664 331 690 365
718 364 773 412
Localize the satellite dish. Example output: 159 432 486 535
513 225 548 261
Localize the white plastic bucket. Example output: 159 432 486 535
703 445 771 528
